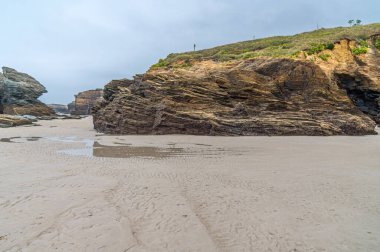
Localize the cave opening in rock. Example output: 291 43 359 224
335 73 380 123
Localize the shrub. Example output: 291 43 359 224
269 39 290 47
152 59 169 68
306 42 335 55
218 50 229 55
352 47 368 55
375 39 380 49
241 52 257 59
281 43 292 49
213 53 239 61
318 54 331 61
307 43 326 54
175 61 192 69
352 39 369 55
358 39 369 47
357 34 369 41
325 43 335 50
290 51 300 58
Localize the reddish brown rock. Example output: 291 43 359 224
69 89 103 115
93 39 380 136
47 104 69 114
4 104 54 116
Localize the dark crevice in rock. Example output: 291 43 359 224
335 73 380 124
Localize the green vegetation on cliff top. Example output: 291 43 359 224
153 23 380 67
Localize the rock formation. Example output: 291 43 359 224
0 114 33 128
0 67 54 116
69 89 103 115
67 102 75 114
47 104 69 114
93 28 380 136
315 38 380 125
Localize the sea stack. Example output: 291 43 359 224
69 89 103 115
0 67 54 116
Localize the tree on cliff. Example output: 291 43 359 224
349 19 362 26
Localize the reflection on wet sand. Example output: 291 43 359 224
0 135 247 159
57 139 247 159
26 137 42 141
93 141 184 158
91 141 247 159
0 137 41 143
0 137 20 143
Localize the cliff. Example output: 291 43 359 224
47 104 69 114
69 89 103 115
93 24 380 136
0 67 54 116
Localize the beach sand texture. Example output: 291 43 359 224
0 117 379 251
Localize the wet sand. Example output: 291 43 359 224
0 117 379 251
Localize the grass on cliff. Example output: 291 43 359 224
152 23 380 68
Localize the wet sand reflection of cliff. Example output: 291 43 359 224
92 141 184 158
0 137 41 143
91 141 246 159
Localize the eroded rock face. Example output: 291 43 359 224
47 104 69 114
316 39 380 124
0 114 33 128
93 40 380 136
0 67 54 116
69 89 103 115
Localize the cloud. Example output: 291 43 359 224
0 0 378 104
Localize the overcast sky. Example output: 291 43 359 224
1 0 379 104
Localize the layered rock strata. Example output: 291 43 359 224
0 114 33 128
69 89 103 115
93 39 380 136
0 67 54 116
47 104 69 114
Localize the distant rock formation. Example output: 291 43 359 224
47 104 69 114
0 67 54 116
67 101 75 114
69 89 103 115
0 114 33 128
93 38 380 136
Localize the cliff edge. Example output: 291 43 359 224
93 24 380 135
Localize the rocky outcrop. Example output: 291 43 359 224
67 102 75 114
69 89 103 115
0 67 54 116
93 39 380 136
0 114 33 128
313 39 380 124
47 104 69 114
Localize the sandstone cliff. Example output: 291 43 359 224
0 114 33 128
47 104 69 114
93 25 380 136
0 67 54 116
69 89 103 115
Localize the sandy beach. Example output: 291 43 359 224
0 117 379 251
